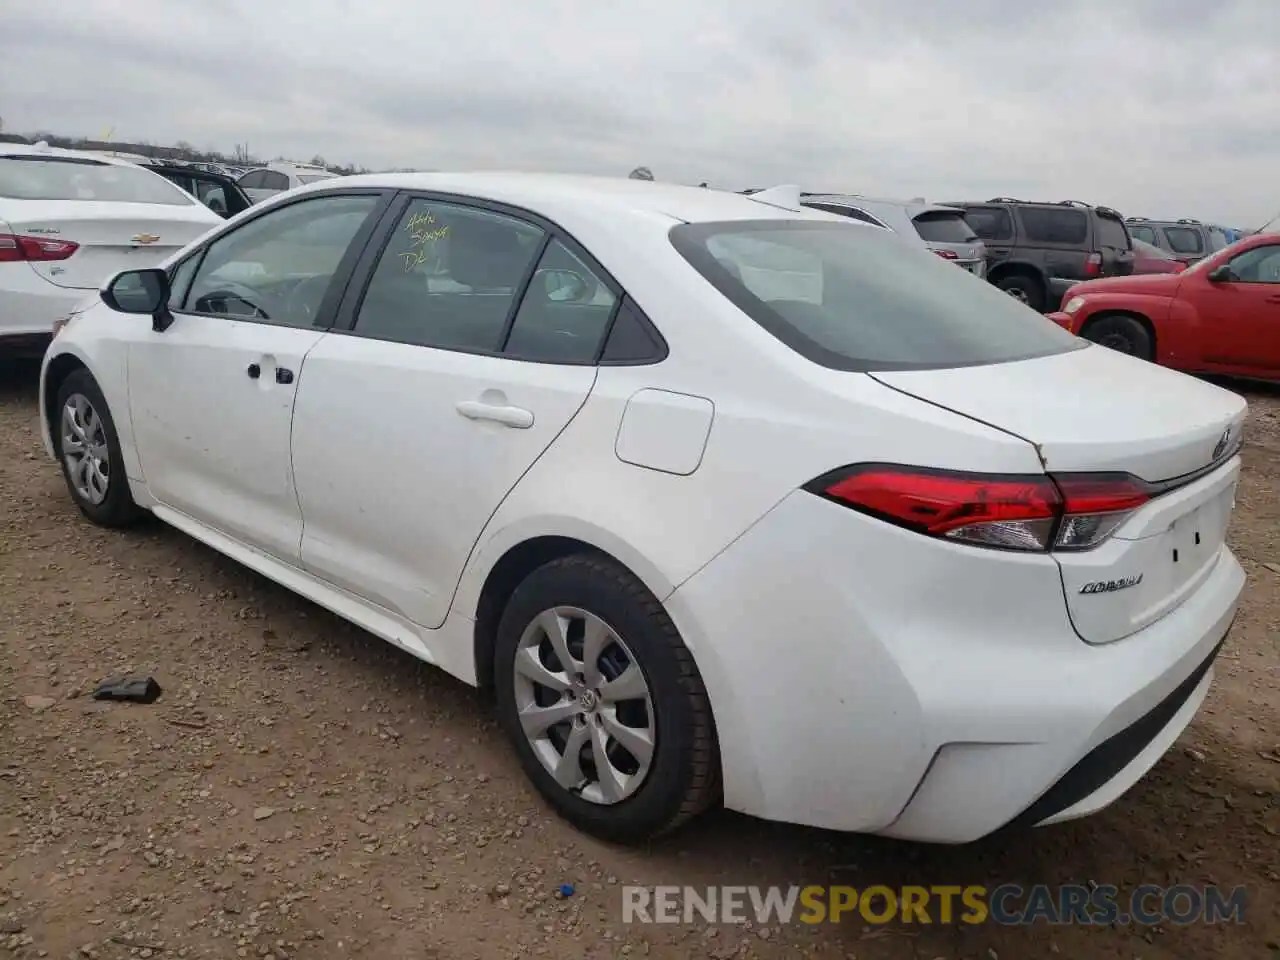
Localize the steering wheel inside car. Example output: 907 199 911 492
282 275 333 325
192 280 271 320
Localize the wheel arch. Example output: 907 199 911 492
987 260 1046 288
1079 309 1159 358
462 520 678 693
42 350 92 449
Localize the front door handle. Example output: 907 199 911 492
246 363 261 379
455 400 534 429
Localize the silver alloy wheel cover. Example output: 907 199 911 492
61 393 110 505
513 606 656 805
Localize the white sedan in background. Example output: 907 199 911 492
40 174 1245 844
0 143 221 355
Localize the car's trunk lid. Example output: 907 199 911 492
4 201 217 290
872 344 1247 644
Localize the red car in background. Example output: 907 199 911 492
1132 238 1186 275
1047 232 1280 380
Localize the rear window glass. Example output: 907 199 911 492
669 220 1082 372
1207 227 1228 252
912 211 977 244
1163 226 1204 254
1018 207 1088 245
1093 214 1130 250
0 156 195 205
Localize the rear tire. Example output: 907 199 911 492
995 274 1045 312
1082 314 1154 361
493 553 719 844
53 369 145 528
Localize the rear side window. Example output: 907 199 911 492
1017 207 1088 245
961 206 1012 242
0 156 195 205
263 171 291 191
1207 227 1228 252
912 211 977 244
669 220 1082 372
238 170 266 189
1163 226 1204 255
1093 214 1130 250
1128 224 1158 244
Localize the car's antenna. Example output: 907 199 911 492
1255 209 1280 234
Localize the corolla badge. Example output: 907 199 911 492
131 233 161 245
1080 574 1143 595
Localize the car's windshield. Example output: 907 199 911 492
0 156 196 205
670 220 1083 371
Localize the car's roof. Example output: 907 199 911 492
802 193 963 218
0 142 150 167
305 172 832 226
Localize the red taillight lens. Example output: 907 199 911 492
933 249 959 260
0 234 80 263
1084 252 1103 277
805 465 1153 552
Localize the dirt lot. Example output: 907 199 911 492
1 359 1277 960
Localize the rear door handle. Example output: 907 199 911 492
276 367 294 384
455 400 534 429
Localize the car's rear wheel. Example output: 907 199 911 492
54 369 144 528
494 553 719 843
1082 314 1154 361
995 273 1046 312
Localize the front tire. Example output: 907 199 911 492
494 553 719 843
1082 314 1154 361
53 369 144 528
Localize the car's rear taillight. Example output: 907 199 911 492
0 234 80 263
933 249 959 260
1084 252 1103 277
804 464 1152 552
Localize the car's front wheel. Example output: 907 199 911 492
494 553 719 843
54 369 144 527
1082 314 1155 361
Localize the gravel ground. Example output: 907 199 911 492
1 358 1277 960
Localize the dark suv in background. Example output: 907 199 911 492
1123 217 1229 267
946 199 1134 312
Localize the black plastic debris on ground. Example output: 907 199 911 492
92 676 162 704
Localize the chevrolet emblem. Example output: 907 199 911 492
132 234 161 245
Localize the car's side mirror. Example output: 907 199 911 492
100 268 175 332
1207 265 1234 283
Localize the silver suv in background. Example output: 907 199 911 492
1123 217 1230 266
799 194 987 277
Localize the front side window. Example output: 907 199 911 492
1017 208 1088 245
670 220 1083 372
0 156 196 205
1223 244 1280 283
181 194 378 326
354 199 545 351
1207 227 1229 252
1128 224 1158 245
1163 226 1204 255
263 171 291 191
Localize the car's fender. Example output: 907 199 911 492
40 308 146 483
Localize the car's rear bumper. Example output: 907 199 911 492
666 490 1245 842
1 269 91 342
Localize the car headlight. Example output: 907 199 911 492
1063 296 1087 315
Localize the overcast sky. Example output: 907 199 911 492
2 0 1276 227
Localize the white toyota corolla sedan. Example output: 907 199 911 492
1 142 222 356
39 173 1246 844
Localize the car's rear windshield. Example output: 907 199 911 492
669 220 1083 372
912 210 977 244
1093 213 1130 250
0 156 195 205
